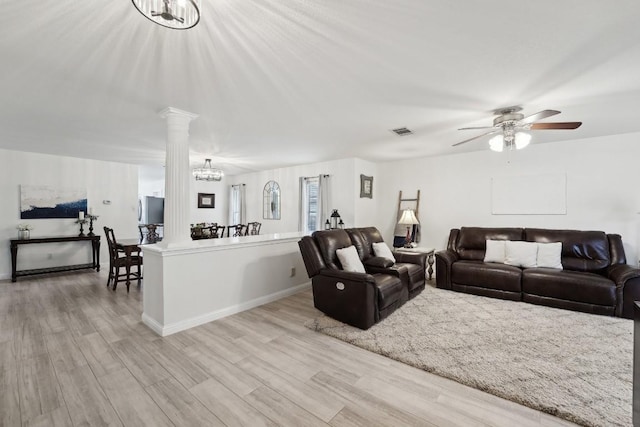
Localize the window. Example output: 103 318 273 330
301 177 319 233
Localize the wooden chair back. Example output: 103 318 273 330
246 222 262 235
104 227 119 259
227 224 246 237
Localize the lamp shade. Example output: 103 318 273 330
398 209 419 225
515 132 531 149
489 135 504 152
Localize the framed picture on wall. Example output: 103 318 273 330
197 193 215 208
360 174 373 198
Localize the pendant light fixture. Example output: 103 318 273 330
192 159 224 181
132 0 201 30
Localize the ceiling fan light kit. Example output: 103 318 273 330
132 0 201 29
456 106 582 152
489 130 531 152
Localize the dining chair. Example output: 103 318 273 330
138 224 147 241
103 227 142 292
146 223 161 242
246 222 262 235
227 224 246 237
214 225 226 238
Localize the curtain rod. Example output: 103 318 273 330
303 174 330 180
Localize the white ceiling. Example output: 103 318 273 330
2 0 640 175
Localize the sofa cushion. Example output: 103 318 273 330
336 245 366 273
452 260 522 292
484 240 506 263
504 241 538 268
456 227 524 261
313 229 353 270
373 242 396 263
525 228 610 272
522 268 617 306
346 227 385 260
373 274 404 309
536 242 563 269
345 228 368 260
400 263 426 292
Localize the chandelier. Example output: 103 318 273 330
192 159 224 181
132 0 201 30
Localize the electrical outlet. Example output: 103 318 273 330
290 267 296 277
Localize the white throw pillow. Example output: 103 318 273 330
504 241 538 268
484 240 506 263
372 242 396 263
336 245 366 273
537 242 563 269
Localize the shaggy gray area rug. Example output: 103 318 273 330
305 285 633 427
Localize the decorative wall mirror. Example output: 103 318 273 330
263 180 281 220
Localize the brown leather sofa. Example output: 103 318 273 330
299 227 427 329
436 227 640 318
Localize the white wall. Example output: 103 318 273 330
354 158 379 227
376 132 640 264
0 149 139 279
190 179 228 225
138 168 229 226
229 158 354 233
142 232 308 336
228 157 382 234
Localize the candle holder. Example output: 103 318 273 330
76 219 88 237
87 214 99 236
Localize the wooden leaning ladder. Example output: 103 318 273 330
394 190 421 246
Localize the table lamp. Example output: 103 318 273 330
398 209 419 247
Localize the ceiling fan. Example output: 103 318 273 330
151 0 185 24
454 107 582 151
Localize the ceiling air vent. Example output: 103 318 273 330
391 127 413 136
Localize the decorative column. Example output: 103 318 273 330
158 107 198 246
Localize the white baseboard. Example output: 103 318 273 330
141 281 311 337
0 273 11 281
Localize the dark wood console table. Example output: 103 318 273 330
10 235 100 282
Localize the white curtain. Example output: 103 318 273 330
318 174 330 229
229 184 246 225
298 177 306 232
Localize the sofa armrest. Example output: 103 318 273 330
394 252 427 268
607 264 640 318
319 269 377 283
311 269 379 329
364 256 394 269
435 250 459 290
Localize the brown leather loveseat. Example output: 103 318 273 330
299 227 427 329
436 227 640 318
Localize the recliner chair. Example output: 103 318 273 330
298 227 427 329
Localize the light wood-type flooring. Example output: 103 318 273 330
0 271 578 426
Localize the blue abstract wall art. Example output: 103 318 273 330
20 185 87 219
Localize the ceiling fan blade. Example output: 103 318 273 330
530 122 582 130
458 126 496 130
452 129 499 147
520 109 561 125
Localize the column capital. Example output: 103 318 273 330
158 107 199 122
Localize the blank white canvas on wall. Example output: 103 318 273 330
491 173 567 215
